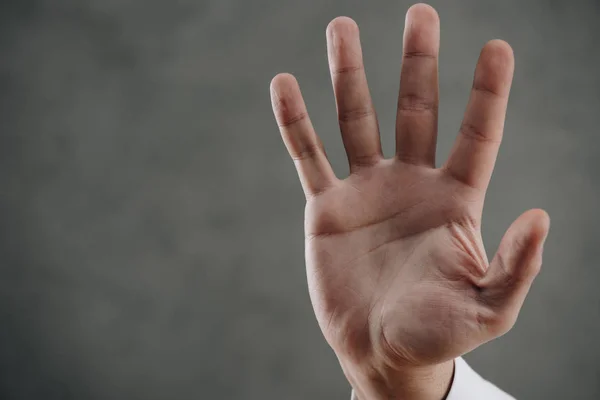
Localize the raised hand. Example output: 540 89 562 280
270 4 549 399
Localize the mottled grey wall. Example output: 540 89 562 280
0 0 599 399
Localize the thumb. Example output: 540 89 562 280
479 209 550 335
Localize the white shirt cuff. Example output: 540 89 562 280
446 357 516 400
349 357 515 400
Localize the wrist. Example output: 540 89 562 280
343 358 455 400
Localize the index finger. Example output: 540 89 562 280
443 40 514 191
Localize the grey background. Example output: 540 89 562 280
0 0 599 399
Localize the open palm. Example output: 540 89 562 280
270 4 549 396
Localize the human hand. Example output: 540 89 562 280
270 4 549 399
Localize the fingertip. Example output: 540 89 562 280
480 39 515 72
525 208 551 244
403 3 440 57
270 73 298 94
270 73 300 108
473 39 514 97
326 16 359 39
485 39 514 56
505 209 550 264
406 3 440 25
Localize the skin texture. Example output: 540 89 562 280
270 3 550 399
